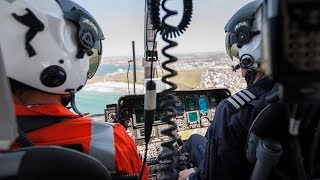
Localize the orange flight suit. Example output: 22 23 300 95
13 104 149 180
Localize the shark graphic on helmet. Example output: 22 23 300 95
0 0 105 95
4 0 15 3
12 8 44 57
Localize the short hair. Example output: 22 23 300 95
9 78 37 96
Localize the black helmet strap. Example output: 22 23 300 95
245 69 256 86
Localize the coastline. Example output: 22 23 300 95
76 53 247 115
83 81 144 95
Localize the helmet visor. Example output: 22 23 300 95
87 40 102 79
225 33 240 60
55 0 104 79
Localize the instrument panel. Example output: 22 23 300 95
105 88 230 178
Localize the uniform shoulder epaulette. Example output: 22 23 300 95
226 89 257 110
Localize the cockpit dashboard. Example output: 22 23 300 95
104 88 230 178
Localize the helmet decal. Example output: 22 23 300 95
238 7 263 68
0 0 105 94
12 8 44 57
55 0 104 59
224 0 263 61
4 0 15 3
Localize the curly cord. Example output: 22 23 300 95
158 0 179 179
148 0 193 38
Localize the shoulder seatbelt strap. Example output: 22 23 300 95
17 115 71 133
15 116 71 148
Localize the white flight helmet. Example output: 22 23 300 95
224 0 263 68
0 0 105 94
224 0 263 85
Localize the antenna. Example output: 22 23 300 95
132 41 137 94
143 10 158 80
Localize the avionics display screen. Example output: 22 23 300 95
139 129 145 137
198 97 208 115
135 109 165 125
186 97 197 111
135 109 144 124
187 112 198 123
176 97 184 115
155 111 166 121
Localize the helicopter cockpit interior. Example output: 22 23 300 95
1 0 320 180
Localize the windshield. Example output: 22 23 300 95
72 0 251 115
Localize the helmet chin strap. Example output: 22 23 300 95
245 69 256 86
61 95 71 107
69 90 83 116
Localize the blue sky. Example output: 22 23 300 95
73 0 252 57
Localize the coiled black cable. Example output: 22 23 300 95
148 0 193 38
145 0 193 179
157 1 179 179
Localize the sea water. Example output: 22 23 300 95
75 64 143 115
75 90 121 115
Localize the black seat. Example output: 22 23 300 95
0 146 111 180
246 103 291 180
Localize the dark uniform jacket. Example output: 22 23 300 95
189 78 275 180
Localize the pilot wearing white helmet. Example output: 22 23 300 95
0 0 149 179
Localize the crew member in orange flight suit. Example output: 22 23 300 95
13 103 147 178
0 0 148 179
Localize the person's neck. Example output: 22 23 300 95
14 90 62 106
253 72 266 84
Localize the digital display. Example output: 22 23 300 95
198 97 208 115
176 97 184 116
140 129 145 137
135 109 165 124
135 109 144 124
186 97 197 111
155 111 166 121
187 112 198 124
136 128 146 139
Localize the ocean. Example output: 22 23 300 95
75 64 144 115
75 90 121 115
